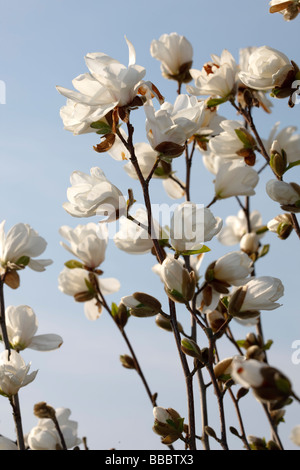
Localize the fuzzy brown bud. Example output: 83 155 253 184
34 402 56 420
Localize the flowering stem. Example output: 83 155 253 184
9 395 25 450
0 276 25 450
51 413 67 450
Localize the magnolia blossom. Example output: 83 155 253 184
160 257 195 303
0 221 52 274
0 349 37 396
230 356 267 389
218 209 264 246
59 222 108 268
57 37 146 125
238 47 273 113
290 426 300 446
27 407 81 450
187 49 237 99
266 179 300 206
144 95 206 155
267 213 293 239
150 33 193 82
264 121 300 164
236 276 284 312
58 267 120 320
214 160 259 199
4 305 63 352
269 0 300 21
114 208 164 254
169 202 222 253
59 98 102 135
212 251 253 285
238 46 294 91
63 167 126 221
209 120 256 159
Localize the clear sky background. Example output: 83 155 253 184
0 0 299 450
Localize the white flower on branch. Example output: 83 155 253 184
186 49 237 99
264 121 300 164
59 222 108 268
231 276 284 313
169 202 222 253
114 208 165 255
0 221 52 275
266 179 300 207
63 167 126 221
238 46 295 91
214 161 259 199
4 305 63 352
160 257 196 303
144 95 206 157
217 209 265 246
27 407 81 450
0 349 38 397
150 32 193 83
58 267 120 321
290 425 300 446
209 119 256 162
57 37 146 124
212 251 253 286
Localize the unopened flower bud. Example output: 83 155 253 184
34 402 56 420
240 233 260 255
74 291 95 302
207 310 227 333
245 345 265 361
161 258 196 303
267 213 293 240
155 313 184 333
64 260 84 269
270 141 287 177
181 338 203 361
121 293 162 318
214 357 234 379
248 435 267 450
113 303 129 329
120 355 136 370
153 406 184 444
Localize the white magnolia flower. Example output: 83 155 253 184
218 209 264 246
269 0 300 21
0 221 52 274
59 222 108 268
0 349 38 396
238 46 294 91
267 213 293 239
169 202 222 253
237 276 284 311
5 305 63 352
213 251 253 285
58 267 120 320
202 151 222 175
57 37 146 124
209 119 255 159
238 47 273 113
144 95 206 155
123 142 165 180
27 407 81 450
63 167 126 221
114 208 164 255
290 426 300 446
150 33 193 82
0 435 18 450
266 179 300 205
160 256 195 303
214 160 259 199
264 121 300 164
59 99 102 135
239 232 260 255
187 49 237 99
230 356 266 389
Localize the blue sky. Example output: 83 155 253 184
0 0 299 450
